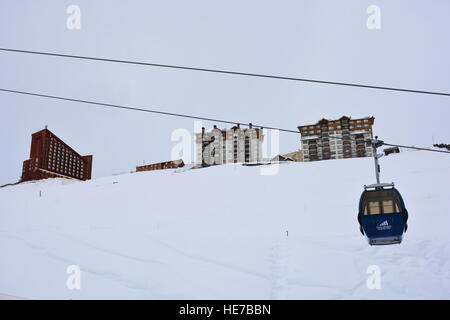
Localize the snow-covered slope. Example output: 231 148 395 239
1 151 449 299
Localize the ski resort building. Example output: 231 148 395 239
136 159 184 172
21 128 93 182
270 150 304 162
298 116 375 162
195 124 263 166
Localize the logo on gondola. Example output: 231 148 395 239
377 220 392 231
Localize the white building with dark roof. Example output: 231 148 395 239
298 116 375 162
195 124 263 166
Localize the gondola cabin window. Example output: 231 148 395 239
363 190 401 215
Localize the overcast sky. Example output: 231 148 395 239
1 0 449 185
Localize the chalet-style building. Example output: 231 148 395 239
136 159 184 172
270 150 303 162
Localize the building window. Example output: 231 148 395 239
233 136 238 163
222 139 226 163
244 136 250 163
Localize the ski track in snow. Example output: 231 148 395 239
270 237 290 299
1 153 450 299
53 232 165 266
144 234 270 281
0 231 154 293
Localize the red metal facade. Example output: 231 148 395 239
21 129 93 182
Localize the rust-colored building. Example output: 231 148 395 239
21 128 93 182
136 159 184 172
